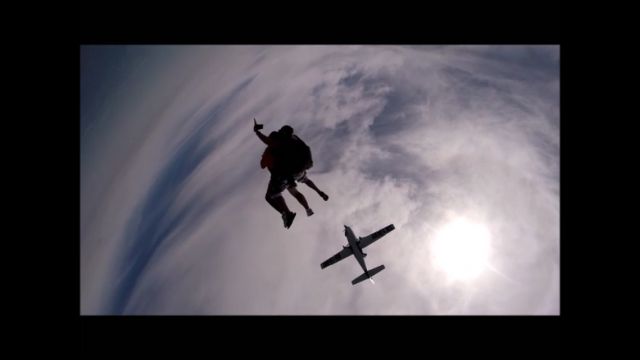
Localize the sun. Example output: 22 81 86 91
431 218 491 281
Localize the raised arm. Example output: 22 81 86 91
255 129 270 145
253 118 270 145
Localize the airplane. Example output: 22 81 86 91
320 224 395 285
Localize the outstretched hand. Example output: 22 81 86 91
253 118 263 131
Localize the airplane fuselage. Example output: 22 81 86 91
345 225 368 275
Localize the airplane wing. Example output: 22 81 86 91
320 246 353 269
358 224 395 249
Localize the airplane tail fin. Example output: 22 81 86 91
351 265 385 285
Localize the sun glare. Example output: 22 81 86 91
431 218 491 281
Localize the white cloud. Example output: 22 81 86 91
81 45 559 314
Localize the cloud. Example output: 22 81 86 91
81 45 559 314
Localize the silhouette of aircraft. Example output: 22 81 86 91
320 224 395 285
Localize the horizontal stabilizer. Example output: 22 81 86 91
351 265 385 285
368 264 385 277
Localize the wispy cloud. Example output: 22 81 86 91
81 45 559 315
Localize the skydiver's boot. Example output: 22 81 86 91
282 211 296 229
306 208 314 217
319 191 329 201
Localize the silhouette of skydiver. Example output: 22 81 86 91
254 119 329 229
276 124 330 215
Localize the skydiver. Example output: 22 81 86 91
254 119 329 227
254 121 297 228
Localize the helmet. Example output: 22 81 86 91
279 125 294 138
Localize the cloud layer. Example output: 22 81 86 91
81 45 559 314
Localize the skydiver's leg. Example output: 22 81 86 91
302 178 329 201
266 175 291 214
266 175 296 228
265 191 290 214
287 185 313 216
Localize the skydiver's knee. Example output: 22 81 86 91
266 192 282 201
